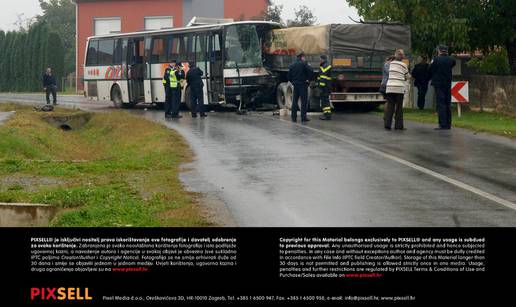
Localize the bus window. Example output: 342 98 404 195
194 34 207 62
151 37 166 63
214 34 221 51
113 39 124 65
210 33 222 61
224 24 261 68
98 39 115 66
86 40 99 66
138 40 145 63
186 34 194 63
167 35 179 62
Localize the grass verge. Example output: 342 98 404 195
373 106 516 138
0 103 210 227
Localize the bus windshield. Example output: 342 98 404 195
224 24 262 69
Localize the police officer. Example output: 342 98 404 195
317 55 332 120
162 63 173 118
429 45 456 130
288 52 313 122
186 61 207 118
169 61 185 118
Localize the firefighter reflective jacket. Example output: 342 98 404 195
317 62 332 88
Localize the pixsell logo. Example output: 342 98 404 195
30 287 93 301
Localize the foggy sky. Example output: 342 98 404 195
0 0 360 31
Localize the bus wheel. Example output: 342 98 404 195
111 85 123 108
276 83 288 109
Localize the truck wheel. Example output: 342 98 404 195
285 83 299 110
307 86 316 111
276 83 288 109
286 83 313 111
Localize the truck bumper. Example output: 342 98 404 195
330 92 386 103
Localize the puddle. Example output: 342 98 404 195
0 203 57 227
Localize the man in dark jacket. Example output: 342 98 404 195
186 61 207 118
411 56 430 110
288 52 313 122
430 45 456 130
43 68 57 105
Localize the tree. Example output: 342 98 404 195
346 0 469 57
287 5 318 27
253 1 284 25
461 0 516 74
0 21 65 92
38 0 76 75
347 0 516 74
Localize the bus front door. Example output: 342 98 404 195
208 32 224 103
127 38 145 104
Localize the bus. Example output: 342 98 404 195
83 21 281 109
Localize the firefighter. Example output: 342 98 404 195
162 63 173 118
169 60 185 118
317 55 332 120
186 61 207 118
288 52 313 122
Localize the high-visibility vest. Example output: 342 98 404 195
317 64 332 87
169 68 179 89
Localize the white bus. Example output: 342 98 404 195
83 21 281 109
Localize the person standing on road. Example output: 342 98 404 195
412 56 431 110
162 63 173 118
317 54 333 120
384 49 409 131
380 56 395 97
186 61 207 118
43 68 57 105
429 45 456 130
169 61 185 119
288 52 313 123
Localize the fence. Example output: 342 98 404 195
466 75 516 116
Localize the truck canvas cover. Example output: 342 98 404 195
267 23 411 56
267 25 331 55
331 24 411 55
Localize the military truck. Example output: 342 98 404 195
264 22 411 111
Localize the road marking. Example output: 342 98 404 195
267 115 516 211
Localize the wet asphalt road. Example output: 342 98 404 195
1 93 516 227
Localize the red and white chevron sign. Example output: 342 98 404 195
451 81 469 104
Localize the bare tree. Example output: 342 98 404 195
287 5 317 27
252 1 284 25
13 13 36 31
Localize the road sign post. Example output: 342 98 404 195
451 81 469 118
